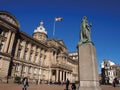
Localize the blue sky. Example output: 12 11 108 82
0 0 120 73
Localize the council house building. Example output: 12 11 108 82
0 11 78 83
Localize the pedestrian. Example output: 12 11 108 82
66 79 70 90
71 83 76 90
22 77 29 90
113 79 116 87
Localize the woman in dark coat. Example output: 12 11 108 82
66 79 70 90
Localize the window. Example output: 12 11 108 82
43 55 46 66
34 54 38 63
34 68 37 74
22 65 26 73
39 56 42 66
15 63 20 71
23 51 27 60
0 40 4 52
25 42 28 48
29 53 32 61
17 49 21 57
20 39 22 44
28 66 32 74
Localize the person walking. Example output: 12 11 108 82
66 79 70 90
113 79 115 87
71 83 76 90
22 77 29 90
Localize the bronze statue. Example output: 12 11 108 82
80 16 92 44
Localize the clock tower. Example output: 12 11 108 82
33 21 48 43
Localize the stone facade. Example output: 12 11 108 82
68 52 78 82
101 60 120 84
0 11 78 84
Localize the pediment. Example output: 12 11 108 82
58 40 66 48
0 11 20 28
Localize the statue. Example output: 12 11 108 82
80 16 92 44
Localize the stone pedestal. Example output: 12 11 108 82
78 42 101 90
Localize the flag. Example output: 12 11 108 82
55 17 62 21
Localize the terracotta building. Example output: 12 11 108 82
0 11 78 83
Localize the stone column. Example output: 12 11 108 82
4 30 11 53
78 43 101 90
20 40 26 59
14 39 20 57
56 69 59 82
27 43 31 61
31 46 36 63
48 50 53 83
8 32 15 53
41 49 45 66
68 72 70 81
36 48 41 64
65 72 68 81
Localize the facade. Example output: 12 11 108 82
68 52 78 82
101 59 120 84
0 11 78 83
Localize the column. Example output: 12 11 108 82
66 72 69 80
26 43 31 61
60 70 62 81
38 68 42 85
20 40 26 59
37 48 42 84
69 73 71 81
33 46 37 63
8 32 15 53
70 73 72 82
3 30 11 53
41 49 44 66
56 69 59 82
48 50 52 84
31 46 36 63
14 39 20 57
36 48 41 64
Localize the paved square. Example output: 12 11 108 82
0 84 120 90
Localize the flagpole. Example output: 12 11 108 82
53 17 62 38
53 20 56 38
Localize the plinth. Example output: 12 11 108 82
77 42 101 90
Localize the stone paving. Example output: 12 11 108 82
0 84 120 90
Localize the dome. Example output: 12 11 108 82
34 21 47 35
